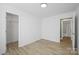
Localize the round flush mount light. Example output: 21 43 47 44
41 3 48 8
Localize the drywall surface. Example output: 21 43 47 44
42 12 75 42
0 6 6 54
19 13 41 47
6 13 18 43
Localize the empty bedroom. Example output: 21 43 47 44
0 3 79 55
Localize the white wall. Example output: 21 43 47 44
6 13 18 43
0 6 6 54
42 12 75 42
20 13 41 47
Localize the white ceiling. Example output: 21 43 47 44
1 3 79 18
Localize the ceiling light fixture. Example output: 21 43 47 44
41 3 48 8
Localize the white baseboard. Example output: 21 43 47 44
41 38 60 43
19 39 41 47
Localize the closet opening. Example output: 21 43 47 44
6 12 19 53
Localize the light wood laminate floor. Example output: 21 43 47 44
4 39 77 55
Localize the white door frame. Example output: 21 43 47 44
60 17 75 51
5 12 19 48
